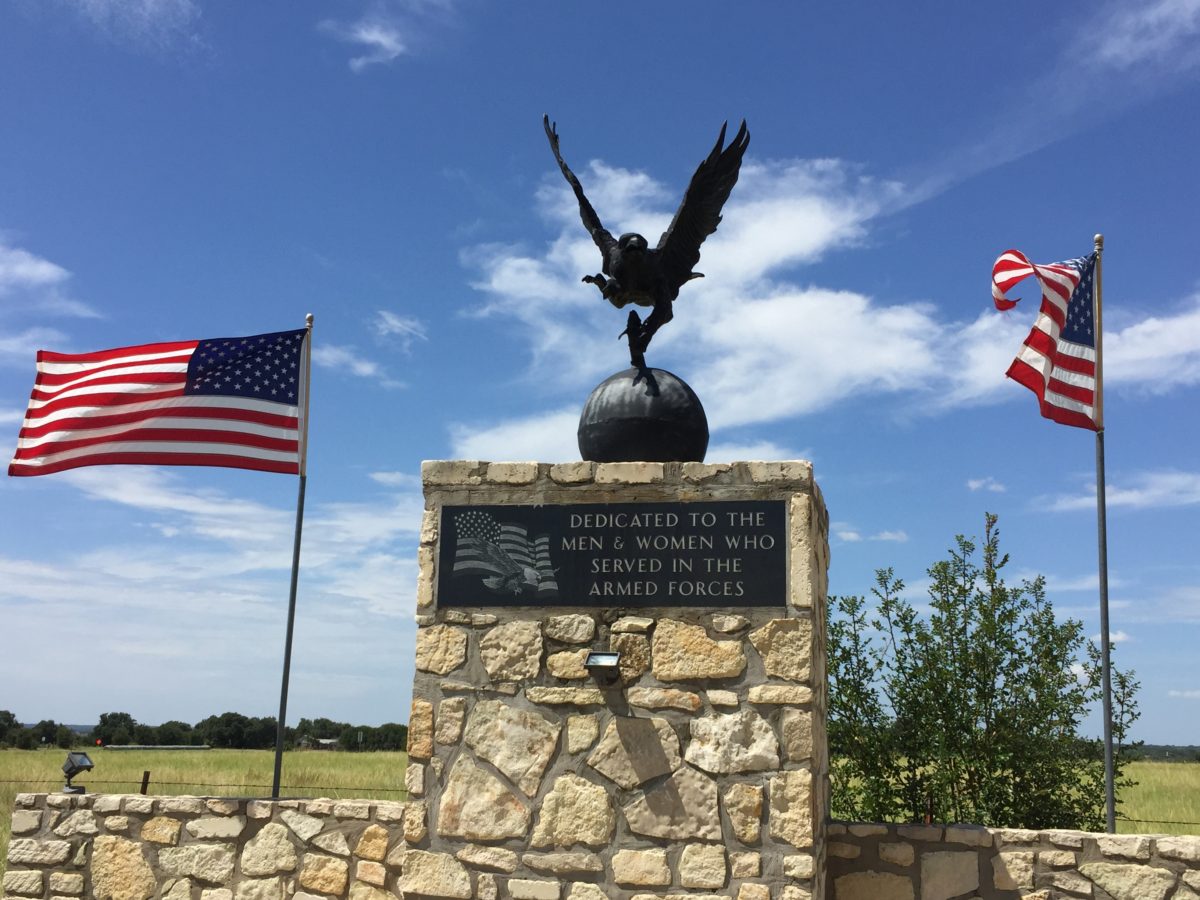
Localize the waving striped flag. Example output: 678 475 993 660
992 250 1098 430
9 328 309 476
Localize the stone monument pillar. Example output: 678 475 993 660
404 459 829 900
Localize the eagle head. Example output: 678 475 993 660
618 233 648 253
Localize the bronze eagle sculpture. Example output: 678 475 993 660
544 115 749 368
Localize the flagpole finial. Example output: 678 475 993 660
1094 233 1104 252
305 313 314 328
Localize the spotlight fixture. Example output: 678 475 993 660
583 650 622 687
62 751 94 794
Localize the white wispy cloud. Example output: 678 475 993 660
1046 470 1200 512
1168 689 1200 699
1074 0 1200 75
967 476 1006 493
450 407 580 462
58 0 203 51
0 240 97 318
0 327 70 365
831 522 906 544
374 310 428 352
312 343 403 388
320 15 407 72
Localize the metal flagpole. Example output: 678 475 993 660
272 314 314 800
1092 235 1115 832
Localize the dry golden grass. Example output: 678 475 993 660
1117 761 1200 834
1 747 406 880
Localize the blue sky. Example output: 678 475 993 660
2 0 1199 745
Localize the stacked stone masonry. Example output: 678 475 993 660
408 460 831 899
825 821 1200 900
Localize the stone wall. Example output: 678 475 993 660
408 460 830 899
825 820 1200 900
3 792 420 900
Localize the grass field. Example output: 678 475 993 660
1 750 1196 882
0 747 407 880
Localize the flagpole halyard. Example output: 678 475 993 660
1092 236 1116 832
272 314 314 799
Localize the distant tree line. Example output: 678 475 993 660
0 709 407 752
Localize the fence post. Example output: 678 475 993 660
140 771 150 795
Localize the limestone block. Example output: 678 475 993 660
416 545 435 608
348 883 391 900
1096 834 1151 860
480 621 543 680
611 616 654 633
681 461 732 481
547 649 590 679
334 800 372 819
355 860 387 886
422 459 484 485
403 801 427 843
995 827 1038 845
299 854 349 895
522 852 603 874
54 809 98 836
781 708 813 762
1042 869 1097 895
309 830 349 857
464 699 561 796
848 824 887 838
712 614 749 633
204 800 240 816
612 848 670 886
434 696 469 745
686 709 779 774
587 716 681 789
3 871 44 897
140 815 183 844
408 698 434 758
1156 836 1200 862
595 461 663 483
944 824 991 847
549 461 595 483
10 810 41 835
476 873 498 900
530 773 615 848
437 756 530 841
768 769 813 848
246 801 274 819
627 687 702 712
778 889 813 900
158 845 237 884
373 800 406 823
896 824 941 842
828 842 860 858
679 844 726 889
508 880 561 900
747 460 812 484
1078 862 1176 900
161 797 205 814
707 690 740 707
240 822 298 876
730 851 760 878
90 840 158 900
782 854 814 878
564 885 607 900
566 715 599 753
354 824 390 861
1043 829 1085 848
49 871 84 895
623 765 721 841
749 618 812 682
747 684 812 705
7 838 72 865
279 810 323 842
833 872 914 900
545 614 596 643
723 783 762 844
415 624 469 675
1175 882 1200 900
472 612 498 625
611 632 651 682
405 761 426 796
396 850 472 899
1038 849 1076 867
123 797 155 816
652 618 746 681
992 851 1033 890
487 462 538 484
235 879 283 900
454 845 518 873
186 816 247 840
920 851 978 900
420 507 439 543
737 886 770 900
880 842 915 867
526 687 604 706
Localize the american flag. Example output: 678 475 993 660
992 250 1099 431
451 510 559 598
9 328 309 476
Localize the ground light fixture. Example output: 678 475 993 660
584 650 622 686
62 751 94 794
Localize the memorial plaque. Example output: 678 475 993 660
437 500 785 608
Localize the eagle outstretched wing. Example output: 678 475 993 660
656 120 750 292
543 115 617 263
